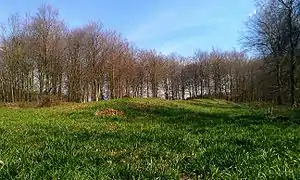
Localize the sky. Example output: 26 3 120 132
0 0 255 56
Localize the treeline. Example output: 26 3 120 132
0 2 299 105
243 0 300 106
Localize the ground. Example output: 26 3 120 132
0 98 299 179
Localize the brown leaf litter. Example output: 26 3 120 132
95 108 124 117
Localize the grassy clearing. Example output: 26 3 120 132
0 98 299 179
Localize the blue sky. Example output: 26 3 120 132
1 0 255 56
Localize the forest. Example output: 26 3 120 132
1 1 300 179
0 0 300 106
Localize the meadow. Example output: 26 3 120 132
0 98 299 179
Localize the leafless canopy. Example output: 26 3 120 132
0 3 300 106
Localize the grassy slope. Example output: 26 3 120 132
0 98 300 179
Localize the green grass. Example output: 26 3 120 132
0 98 300 179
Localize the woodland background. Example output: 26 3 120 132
0 0 300 106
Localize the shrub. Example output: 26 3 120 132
265 107 290 122
37 94 62 107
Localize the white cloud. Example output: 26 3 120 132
248 9 257 17
125 0 254 56
158 42 194 56
126 3 224 43
157 36 210 56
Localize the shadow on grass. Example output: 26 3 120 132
111 100 300 129
7 100 300 179
177 99 244 110
64 98 300 130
